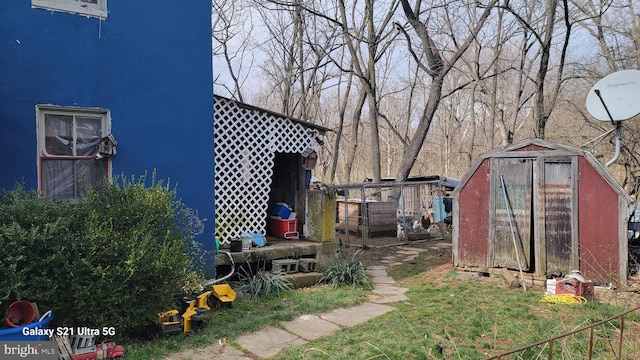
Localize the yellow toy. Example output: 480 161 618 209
196 291 212 311
154 309 182 336
181 300 206 333
211 284 236 308
150 299 209 336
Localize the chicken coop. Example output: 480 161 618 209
335 176 458 246
452 139 632 287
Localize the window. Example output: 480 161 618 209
37 105 112 201
32 0 107 19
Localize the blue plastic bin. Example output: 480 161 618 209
272 202 292 219
0 310 54 341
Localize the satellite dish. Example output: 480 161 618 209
586 69 640 122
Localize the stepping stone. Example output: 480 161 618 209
235 326 307 359
281 314 341 341
320 303 395 328
397 250 421 255
367 265 387 270
369 284 409 304
373 284 408 296
367 269 388 277
371 294 408 304
370 275 395 284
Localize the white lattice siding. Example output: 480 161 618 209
214 96 316 242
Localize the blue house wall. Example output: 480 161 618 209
0 2 215 262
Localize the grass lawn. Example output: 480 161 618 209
124 285 371 359
274 255 640 359
125 248 640 359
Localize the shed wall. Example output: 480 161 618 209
577 157 620 283
456 159 491 268
213 97 317 240
454 139 629 286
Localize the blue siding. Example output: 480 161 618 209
0 2 215 254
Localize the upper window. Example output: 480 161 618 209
37 105 112 201
32 0 108 19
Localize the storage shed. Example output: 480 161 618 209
213 95 330 242
452 138 632 287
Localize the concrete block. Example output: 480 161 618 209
298 258 317 273
272 259 299 274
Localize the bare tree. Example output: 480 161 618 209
570 0 640 197
343 89 367 182
334 0 401 183
394 0 498 181
501 0 573 140
212 0 256 101
214 0 640 187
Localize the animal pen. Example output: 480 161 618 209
334 178 456 248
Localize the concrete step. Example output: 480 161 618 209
282 272 320 289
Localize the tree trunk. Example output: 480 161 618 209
396 74 445 181
395 0 497 181
344 89 367 182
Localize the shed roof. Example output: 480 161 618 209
214 94 332 134
452 138 632 203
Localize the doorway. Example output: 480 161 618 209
268 152 305 236
491 156 577 276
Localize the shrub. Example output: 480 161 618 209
235 266 293 300
316 249 373 289
0 174 205 340
0 185 80 318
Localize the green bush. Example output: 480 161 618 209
235 266 293 300
0 174 205 340
0 185 80 317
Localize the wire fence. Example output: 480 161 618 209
333 180 453 248
485 304 640 359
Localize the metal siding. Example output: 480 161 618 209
0 2 215 252
542 160 573 274
492 158 532 270
578 157 619 284
455 139 628 285
457 159 491 267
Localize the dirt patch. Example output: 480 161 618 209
338 235 452 268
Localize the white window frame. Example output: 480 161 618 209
32 0 108 19
36 105 112 200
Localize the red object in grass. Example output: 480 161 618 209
4 300 35 328
72 342 125 360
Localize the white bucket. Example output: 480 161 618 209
546 278 557 295
241 237 252 252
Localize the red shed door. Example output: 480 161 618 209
492 158 532 270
